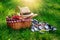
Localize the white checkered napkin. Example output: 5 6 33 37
20 7 30 13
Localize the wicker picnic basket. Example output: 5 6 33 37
6 7 37 29
6 18 32 29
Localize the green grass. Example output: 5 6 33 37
0 0 60 40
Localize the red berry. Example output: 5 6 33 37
12 15 20 20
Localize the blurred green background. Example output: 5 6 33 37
0 0 60 40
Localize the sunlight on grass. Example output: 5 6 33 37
21 0 43 9
0 0 60 40
11 0 43 10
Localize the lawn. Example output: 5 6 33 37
0 0 60 40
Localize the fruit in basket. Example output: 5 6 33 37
6 16 12 21
12 15 22 20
